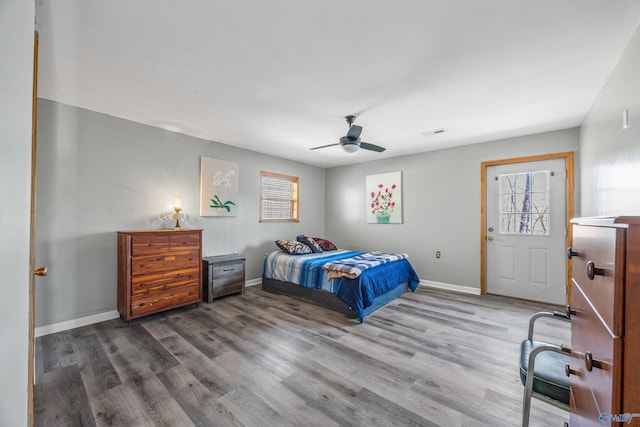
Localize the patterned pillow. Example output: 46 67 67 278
296 235 323 253
275 239 312 255
312 237 337 251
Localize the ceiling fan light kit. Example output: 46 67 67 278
310 115 386 153
342 143 360 153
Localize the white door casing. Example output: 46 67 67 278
486 158 567 304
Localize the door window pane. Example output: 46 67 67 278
498 171 550 235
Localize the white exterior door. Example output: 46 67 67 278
486 158 567 304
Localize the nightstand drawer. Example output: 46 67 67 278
212 262 244 282
210 281 244 299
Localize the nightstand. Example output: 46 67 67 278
202 254 246 302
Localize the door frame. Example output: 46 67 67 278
480 152 574 304
28 31 39 426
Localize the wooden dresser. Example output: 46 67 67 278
568 217 640 426
117 229 202 321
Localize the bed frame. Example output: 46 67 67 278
261 276 409 320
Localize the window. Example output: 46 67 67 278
498 170 550 235
260 171 299 222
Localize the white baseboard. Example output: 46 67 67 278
245 278 262 287
420 280 481 295
35 279 264 336
35 310 120 337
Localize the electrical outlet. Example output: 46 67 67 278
436 250 441 258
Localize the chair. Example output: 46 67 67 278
520 309 572 427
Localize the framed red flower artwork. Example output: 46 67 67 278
365 171 402 224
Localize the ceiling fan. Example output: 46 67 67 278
310 115 386 153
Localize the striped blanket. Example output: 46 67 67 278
323 251 409 279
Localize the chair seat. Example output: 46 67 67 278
519 340 570 405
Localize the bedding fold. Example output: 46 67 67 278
323 251 409 279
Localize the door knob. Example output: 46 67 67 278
34 266 48 277
487 236 494 241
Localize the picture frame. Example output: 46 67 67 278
366 171 402 224
200 156 239 216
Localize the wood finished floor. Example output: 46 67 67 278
34 286 570 426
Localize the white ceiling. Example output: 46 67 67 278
35 0 640 168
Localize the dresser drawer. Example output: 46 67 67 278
131 251 200 276
131 235 170 255
130 282 200 317
169 233 200 252
571 224 623 335
130 268 200 295
570 282 622 423
570 386 599 427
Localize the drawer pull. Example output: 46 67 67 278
139 303 146 307
566 247 580 259
585 351 603 371
565 364 576 377
586 261 606 280
223 268 234 272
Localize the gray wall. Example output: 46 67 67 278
580 24 640 216
325 129 580 290
35 100 325 326
0 1 34 424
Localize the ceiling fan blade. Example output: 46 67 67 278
346 124 362 140
310 142 340 150
360 142 386 152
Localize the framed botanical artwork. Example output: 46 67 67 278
200 156 239 216
366 171 402 223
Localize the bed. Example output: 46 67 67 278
262 249 420 322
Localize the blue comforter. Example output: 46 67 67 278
263 250 420 322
